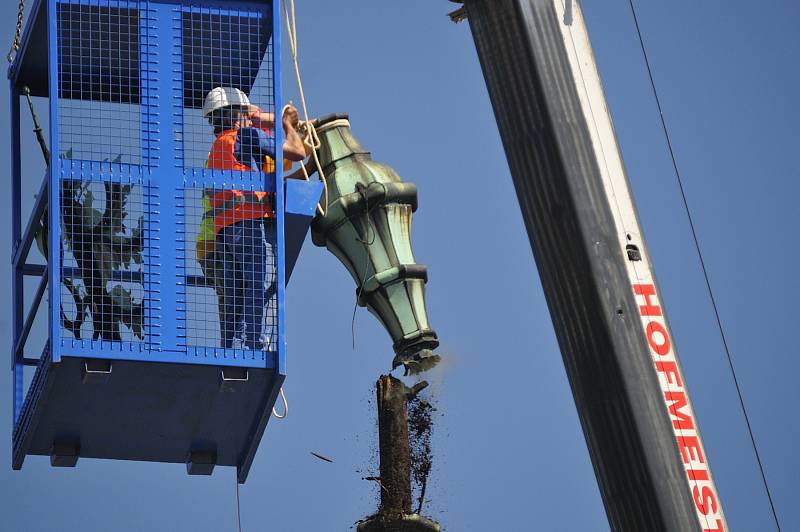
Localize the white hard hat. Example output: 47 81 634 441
203 87 252 117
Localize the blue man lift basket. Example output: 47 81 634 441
9 0 321 483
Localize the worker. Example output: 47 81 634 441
198 87 306 349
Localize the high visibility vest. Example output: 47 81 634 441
196 189 274 260
197 128 292 259
206 189 273 233
207 129 256 172
207 128 286 174
205 128 276 230
196 194 217 261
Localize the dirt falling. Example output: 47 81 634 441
408 394 435 515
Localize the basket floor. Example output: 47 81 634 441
14 356 280 476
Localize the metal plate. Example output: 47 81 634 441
15 356 281 480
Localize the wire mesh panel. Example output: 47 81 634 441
55 0 155 348
177 2 279 358
59 177 147 343
57 2 147 165
48 0 279 365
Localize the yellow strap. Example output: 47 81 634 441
263 156 293 174
196 194 216 245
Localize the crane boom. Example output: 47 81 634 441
460 1 728 530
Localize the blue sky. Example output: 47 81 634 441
1 1 798 530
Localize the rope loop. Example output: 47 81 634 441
272 387 289 419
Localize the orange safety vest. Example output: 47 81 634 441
206 129 275 232
207 189 273 233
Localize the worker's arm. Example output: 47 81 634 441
250 105 305 162
236 126 305 173
249 107 275 130
236 127 276 169
282 106 306 162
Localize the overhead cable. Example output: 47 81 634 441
626 2 782 530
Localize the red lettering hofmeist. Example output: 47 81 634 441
633 284 662 317
633 284 725 530
665 391 695 430
677 436 705 465
655 361 683 387
646 321 671 356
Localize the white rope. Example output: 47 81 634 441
282 0 329 216
272 387 289 419
315 119 351 134
270 0 328 423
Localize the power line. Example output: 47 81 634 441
625 1 782 530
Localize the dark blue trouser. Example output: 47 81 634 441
216 219 276 350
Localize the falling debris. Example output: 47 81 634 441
310 452 334 463
408 395 435 515
393 349 442 377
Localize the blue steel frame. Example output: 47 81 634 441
7 0 46 426
10 76 24 427
10 0 286 426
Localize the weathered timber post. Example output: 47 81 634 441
377 375 415 516
357 376 440 532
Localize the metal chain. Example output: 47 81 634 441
7 0 25 64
